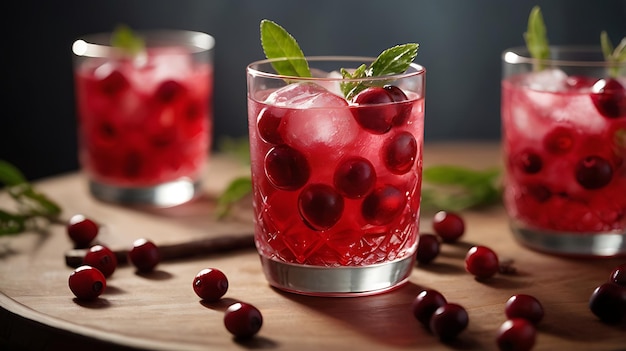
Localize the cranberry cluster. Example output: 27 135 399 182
496 294 544 351
589 263 626 325
411 289 469 341
415 211 465 265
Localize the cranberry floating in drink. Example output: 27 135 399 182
247 20 425 295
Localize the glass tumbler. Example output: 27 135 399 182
72 30 214 207
247 57 426 296
501 46 626 257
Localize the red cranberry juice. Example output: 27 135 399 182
74 48 212 186
248 83 424 266
501 74 626 233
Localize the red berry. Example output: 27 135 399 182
514 150 543 174
415 234 441 265
429 303 469 341
224 302 263 339
610 264 626 287
298 183 344 231
505 294 544 324
361 184 407 226
257 106 285 145
543 126 576 155
411 289 447 326
68 265 106 300
575 155 613 190
589 282 626 324
155 79 185 104
98 69 129 96
83 245 117 278
351 87 396 134
382 131 418 174
465 246 499 279
590 78 626 119
496 318 537 351
432 211 465 243
193 268 229 302
67 214 99 248
128 238 160 272
333 157 376 198
264 145 310 190
383 85 413 126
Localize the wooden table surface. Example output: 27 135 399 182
1 142 624 351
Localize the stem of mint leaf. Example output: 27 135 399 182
601 31 626 78
260 19 311 78
524 6 550 71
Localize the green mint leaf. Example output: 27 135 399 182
601 31 626 78
215 176 253 219
341 44 419 100
0 160 27 186
524 6 550 70
260 19 311 77
111 24 145 57
0 210 27 235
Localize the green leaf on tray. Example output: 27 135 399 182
111 24 145 57
260 19 312 78
215 176 253 219
524 6 550 70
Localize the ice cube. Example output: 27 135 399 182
267 83 359 150
524 68 568 92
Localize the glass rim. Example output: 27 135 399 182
502 45 625 68
247 56 425 82
72 29 215 58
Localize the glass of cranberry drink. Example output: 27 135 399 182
501 46 626 257
72 29 214 206
247 56 425 295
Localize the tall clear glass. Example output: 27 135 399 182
247 57 426 296
72 30 215 207
501 46 626 257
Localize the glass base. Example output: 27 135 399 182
259 255 415 297
89 178 201 207
510 221 626 258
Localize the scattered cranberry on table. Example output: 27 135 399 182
67 214 99 248
68 265 106 300
588 282 626 325
128 238 160 272
609 263 626 287
83 244 117 278
465 245 500 279
505 294 544 325
429 303 469 341
496 318 537 351
415 233 441 265
224 302 263 339
432 210 465 243
412 289 448 326
193 268 229 302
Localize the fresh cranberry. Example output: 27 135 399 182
257 107 285 145
383 85 413 126
68 265 106 300
382 131 418 174
505 294 544 324
83 245 117 278
333 157 376 198
193 268 229 302
361 184 406 226
98 70 129 96
415 234 441 265
574 155 613 189
429 303 469 341
155 80 185 104
298 184 344 230
543 126 576 155
496 318 537 351
432 211 465 243
589 282 626 324
264 145 310 190
351 87 395 134
224 302 263 339
128 238 160 272
411 289 447 326
67 214 99 248
513 150 543 174
610 264 626 287
590 78 626 119
465 246 499 279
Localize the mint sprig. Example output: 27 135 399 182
600 31 626 78
259 19 418 100
111 24 145 57
0 160 62 235
524 6 550 71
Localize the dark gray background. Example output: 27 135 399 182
3 0 626 180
